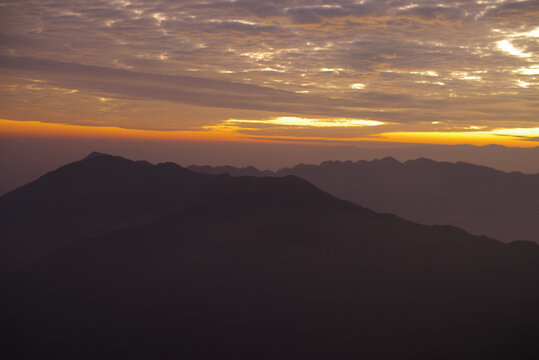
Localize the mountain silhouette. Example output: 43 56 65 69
3 153 539 359
188 164 275 177
188 157 539 243
0 152 225 272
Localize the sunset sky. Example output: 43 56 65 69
1 0 538 147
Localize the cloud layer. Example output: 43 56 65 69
0 0 537 139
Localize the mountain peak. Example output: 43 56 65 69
379 156 400 163
368 156 401 167
83 152 115 160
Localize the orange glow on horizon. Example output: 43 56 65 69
0 119 240 142
375 131 539 147
0 119 294 144
1 119 538 148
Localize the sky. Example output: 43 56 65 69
1 0 538 143
0 0 538 191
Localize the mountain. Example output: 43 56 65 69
0 152 224 273
187 163 269 176
188 164 275 177
3 154 539 359
188 157 539 243
3 140 539 197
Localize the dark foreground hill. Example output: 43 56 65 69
0 152 226 273
3 154 539 359
189 158 539 243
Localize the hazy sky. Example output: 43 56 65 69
0 0 538 147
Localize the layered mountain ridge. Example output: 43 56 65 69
189 157 539 243
2 153 539 359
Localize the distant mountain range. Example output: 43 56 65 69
3 140 539 196
2 153 539 359
189 157 539 243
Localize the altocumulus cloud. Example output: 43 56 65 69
0 0 537 136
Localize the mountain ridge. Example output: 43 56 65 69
189 156 539 177
2 152 539 358
0 153 221 272
188 156 539 243
0 153 354 273
4 154 539 358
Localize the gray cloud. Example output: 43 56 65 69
396 5 465 21
1 55 418 121
0 0 537 133
287 5 349 24
483 1 539 26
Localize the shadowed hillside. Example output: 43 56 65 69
0 152 223 272
2 153 539 359
189 157 539 243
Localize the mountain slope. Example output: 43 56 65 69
189 157 539 242
188 164 275 177
4 171 539 359
0 152 223 272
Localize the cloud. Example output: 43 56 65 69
0 55 302 110
1 55 417 122
396 5 465 22
0 0 537 134
287 5 349 24
483 1 539 27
